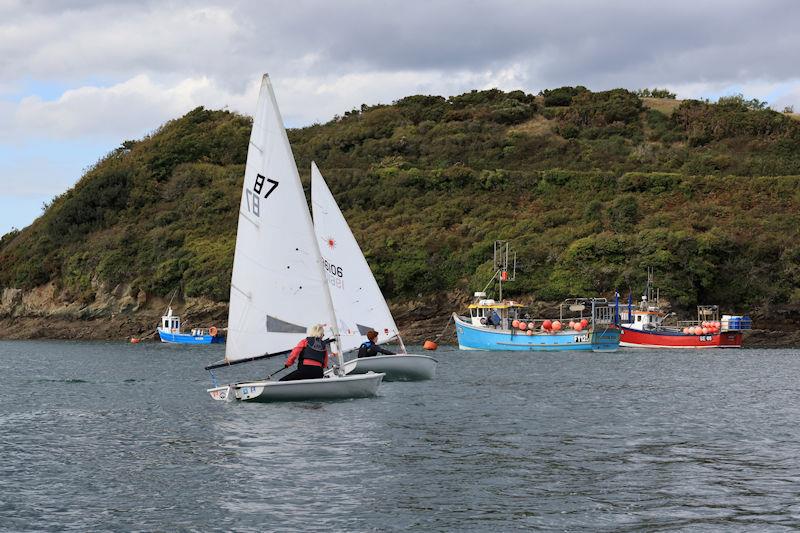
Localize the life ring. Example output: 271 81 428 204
209 326 218 337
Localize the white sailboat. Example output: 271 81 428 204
311 162 437 381
205 75 384 402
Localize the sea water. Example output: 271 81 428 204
2 340 800 531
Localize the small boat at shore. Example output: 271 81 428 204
454 241 620 352
156 307 223 344
618 270 751 349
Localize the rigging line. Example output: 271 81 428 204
432 314 455 342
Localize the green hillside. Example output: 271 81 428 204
2 87 800 315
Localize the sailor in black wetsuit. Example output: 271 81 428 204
357 330 395 358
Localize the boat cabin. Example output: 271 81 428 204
625 309 663 331
467 292 525 329
160 307 181 332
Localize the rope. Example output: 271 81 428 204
432 314 455 342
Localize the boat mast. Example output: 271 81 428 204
493 240 516 302
303 198 344 375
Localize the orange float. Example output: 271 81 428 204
423 340 438 351
580 318 589 328
130 337 140 344
209 326 218 336
512 320 519 329
574 323 583 332
552 320 562 331
542 320 552 330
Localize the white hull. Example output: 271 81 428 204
333 354 437 381
208 372 384 403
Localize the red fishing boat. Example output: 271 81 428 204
618 271 751 349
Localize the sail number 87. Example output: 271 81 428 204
245 174 279 217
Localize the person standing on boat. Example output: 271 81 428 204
280 325 329 381
358 330 395 358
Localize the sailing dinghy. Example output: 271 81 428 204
205 75 383 402
311 163 437 381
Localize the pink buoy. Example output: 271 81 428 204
512 319 519 329
569 321 576 329
694 326 703 335
702 327 709 334
574 323 583 332
526 330 533 336
552 320 562 331
682 327 690 334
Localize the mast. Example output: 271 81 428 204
493 240 516 301
300 180 343 375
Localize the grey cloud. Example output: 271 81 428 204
4 0 800 95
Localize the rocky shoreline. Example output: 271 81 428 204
2 285 798 348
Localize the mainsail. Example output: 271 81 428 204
311 162 400 353
225 76 337 363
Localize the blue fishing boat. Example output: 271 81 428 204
454 297 620 352
157 308 224 344
453 241 620 352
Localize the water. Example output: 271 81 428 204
2 341 800 531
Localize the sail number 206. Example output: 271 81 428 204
245 173 279 217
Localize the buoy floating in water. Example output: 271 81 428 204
130 338 141 344
423 340 438 351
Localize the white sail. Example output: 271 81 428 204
311 162 400 353
225 76 337 363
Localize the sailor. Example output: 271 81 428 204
280 324 329 381
358 330 395 358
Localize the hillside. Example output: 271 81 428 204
2 87 800 343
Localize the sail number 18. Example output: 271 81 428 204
245 173 279 217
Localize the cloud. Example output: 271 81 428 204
0 75 262 142
2 0 800 234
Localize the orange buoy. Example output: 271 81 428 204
512 319 519 329
130 337 141 344
552 320 562 331
209 326 218 337
682 327 690 334
580 318 589 328
423 340 438 351
542 320 552 330
574 323 583 332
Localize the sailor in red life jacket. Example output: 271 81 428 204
280 324 329 381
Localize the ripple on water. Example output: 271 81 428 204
2 342 800 530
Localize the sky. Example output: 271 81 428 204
2 0 799 236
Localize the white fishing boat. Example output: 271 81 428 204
311 162 437 381
205 74 383 402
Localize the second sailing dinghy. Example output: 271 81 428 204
311 163 437 381
205 75 383 402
